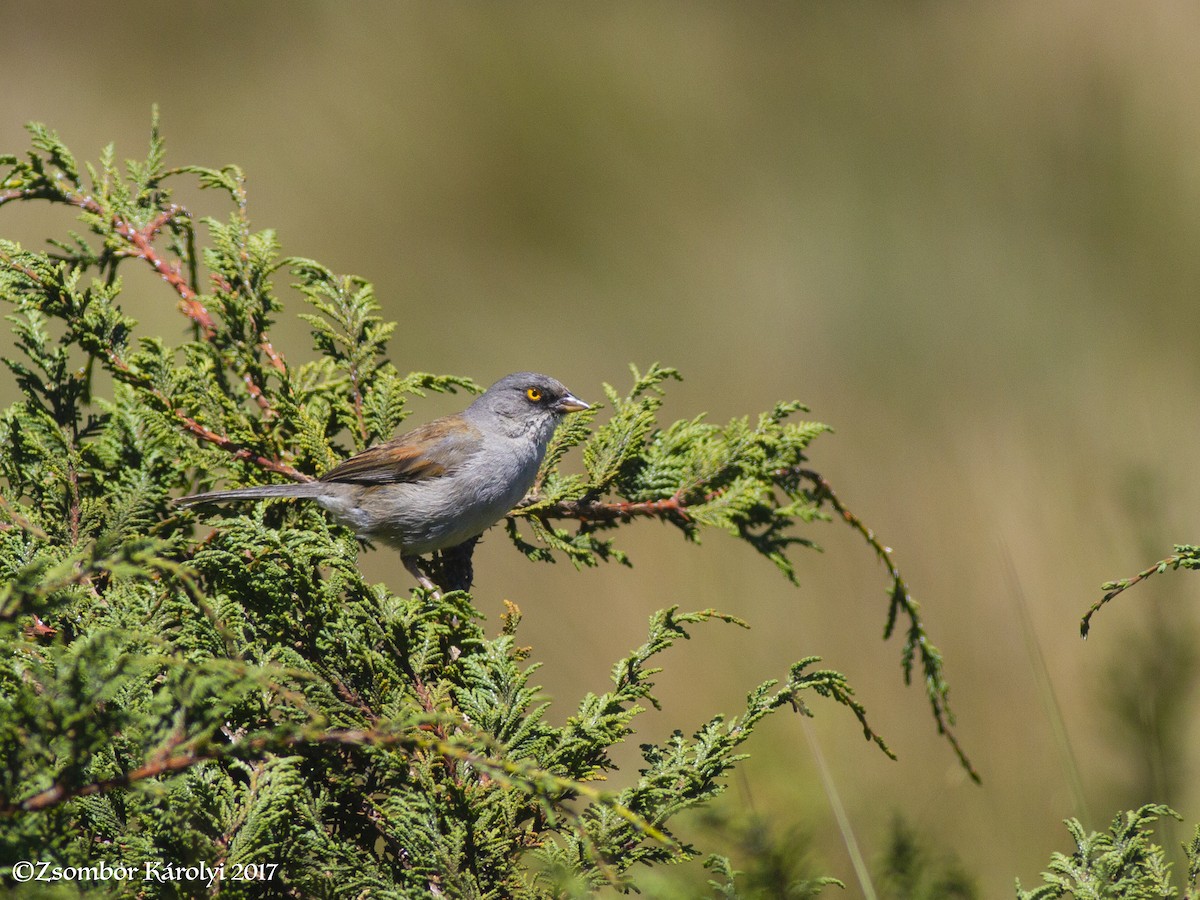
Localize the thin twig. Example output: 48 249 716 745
1080 552 1185 638
170 412 309 481
544 491 691 524
535 466 980 782
796 467 980 783
39 188 217 337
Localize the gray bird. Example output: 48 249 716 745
175 372 589 589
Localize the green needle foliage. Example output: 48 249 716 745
1082 545 1200 638
1017 805 1200 899
0 116 968 896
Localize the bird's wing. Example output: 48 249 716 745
320 417 483 485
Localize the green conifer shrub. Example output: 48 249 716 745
1017 805 1200 899
0 116 972 897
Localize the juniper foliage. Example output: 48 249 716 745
0 117 968 896
1017 805 1200 900
1082 545 1200 637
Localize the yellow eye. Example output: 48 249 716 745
526 387 543 402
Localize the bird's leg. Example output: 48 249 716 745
438 536 478 593
402 555 440 597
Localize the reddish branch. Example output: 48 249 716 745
792 468 886 552
95 348 307 482
251 341 287 414
542 468 981 783
4 178 286 398
259 339 286 374
111 203 217 337
331 675 380 724
540 468 812 525
81 331 308 482
0 187 53 206
2 183 218 338
0 249 50 290
3 182 223 337
546 491 693 524
3 185 300 477
172 411 310 482
2 726 426 816
538 467 867 536
241 371 271 413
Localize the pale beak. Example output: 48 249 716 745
554 393 590 414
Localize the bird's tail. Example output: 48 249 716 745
174 482 326 508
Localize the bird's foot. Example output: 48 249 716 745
403 556 441 598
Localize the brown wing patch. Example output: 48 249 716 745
320 417 481 485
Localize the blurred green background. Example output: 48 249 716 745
3 3 1199 894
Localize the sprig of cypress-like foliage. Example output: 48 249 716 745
1016 804 1200 899
1082 544 1200 638
0 115 970 896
